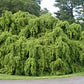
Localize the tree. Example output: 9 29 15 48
0 11 84 76
54 0 84 23
75 0 84 19
0 0 41 16
33 0 42 4
75 0 84 26
40 8 49 15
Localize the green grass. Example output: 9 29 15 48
0 72 84 80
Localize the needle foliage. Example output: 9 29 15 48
0 11 84 76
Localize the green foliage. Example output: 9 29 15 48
54 0 84 23
0 11 84 76
0 0 41 16
40 8 49 15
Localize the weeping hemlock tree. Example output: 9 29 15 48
0 11 84 76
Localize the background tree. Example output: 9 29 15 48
0 0 41 16
33 0 42 4
74 0 84 28
54 0 84 23
40 8 49 15
75 0 84 20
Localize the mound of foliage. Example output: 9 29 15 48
0 11 84 76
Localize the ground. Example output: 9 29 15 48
0 76 84 84
0 72 84 84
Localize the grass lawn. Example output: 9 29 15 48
0 72 84 80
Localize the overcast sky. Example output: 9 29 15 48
41 0 59 15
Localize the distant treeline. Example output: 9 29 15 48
0 0 41 16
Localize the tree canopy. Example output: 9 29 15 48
0 0 41 16
54 0 84 24
0 11 84 76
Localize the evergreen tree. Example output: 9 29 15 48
0 0 41 16
75 0 84 27
40 8 49 15
0 11 84 76
54 0 84 23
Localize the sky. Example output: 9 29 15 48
41 0 59 15
40 0 77 17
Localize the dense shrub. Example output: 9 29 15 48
0 11 84 76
